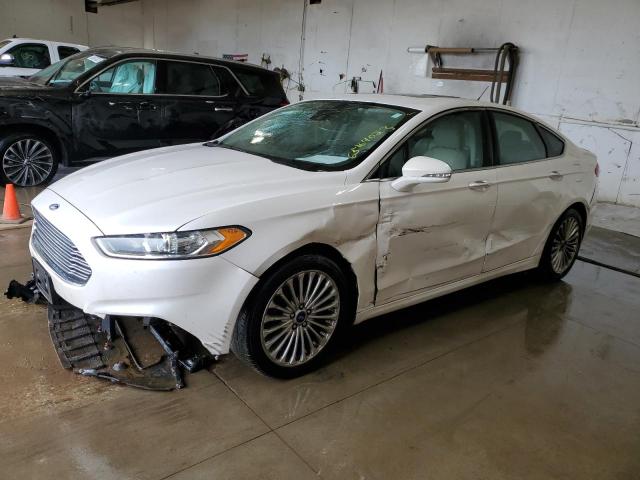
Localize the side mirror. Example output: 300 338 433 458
391 156 452 192
75 87 92 98
0 53 15 66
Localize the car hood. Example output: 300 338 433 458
0 76 32 85
0 80 62 97
48 143 346 235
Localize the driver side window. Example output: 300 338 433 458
89 60 156 94
378 110 486 178
7 43 51 69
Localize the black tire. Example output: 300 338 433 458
231 254 353 378
537 208 584 281
0 133 59 187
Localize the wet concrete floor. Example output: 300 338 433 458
1 188 640 479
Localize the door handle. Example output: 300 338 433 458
137 101 157 111
108 101 134 110
549 171 563 180
205 100 233 112
468 180 492 191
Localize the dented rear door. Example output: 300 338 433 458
482 111 565 271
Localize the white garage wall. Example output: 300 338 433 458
141 0 640 207
0 0 145 47
141 0 304 79
1 0 638 206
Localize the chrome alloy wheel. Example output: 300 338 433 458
550 216 581 274
260 270 340 367
2 139 54 186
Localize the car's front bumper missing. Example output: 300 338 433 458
48 304 186 390
30 189 260 357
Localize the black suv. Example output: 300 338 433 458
0 47 288 186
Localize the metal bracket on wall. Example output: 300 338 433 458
407 43 519 105
85 0 140 13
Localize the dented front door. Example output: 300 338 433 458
375 169 497 304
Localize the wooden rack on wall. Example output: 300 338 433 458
407 43 519 104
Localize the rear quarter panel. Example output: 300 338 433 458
558 141 598 213
536 140 598 254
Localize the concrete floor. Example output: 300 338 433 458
1 188 640 479
592 202 640 238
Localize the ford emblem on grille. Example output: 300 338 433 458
49 204 59 210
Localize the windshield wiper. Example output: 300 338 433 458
203 141 244 154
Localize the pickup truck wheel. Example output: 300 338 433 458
232 254 352 378
0 133 59 187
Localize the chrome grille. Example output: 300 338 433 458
32 208 92 285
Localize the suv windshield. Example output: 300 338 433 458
28 60 65 84
216 100 417 170
46 51 110 87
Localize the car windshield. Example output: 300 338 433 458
28 60 65 84
216 100 417 170
46 51 110 87
0 40 11 50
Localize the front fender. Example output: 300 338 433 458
183 181 381 312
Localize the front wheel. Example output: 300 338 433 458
537 208 584 281
0 133 59 187
231 254 352 378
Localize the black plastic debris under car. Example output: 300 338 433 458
5 278 211 390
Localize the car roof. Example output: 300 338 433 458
3 38 87 46
309 93 541 121
85 46 277 75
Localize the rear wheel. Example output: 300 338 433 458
0 133 59 187
537 208 584 281
231 254 352 378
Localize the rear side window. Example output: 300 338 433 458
235 70 283 98
6 43 51 69
58 46 80 59
162 61 225 96
538 126 565 157
493 112 546 164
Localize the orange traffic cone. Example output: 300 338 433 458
1 184 28 224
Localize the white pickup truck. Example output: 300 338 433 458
0 37 88 77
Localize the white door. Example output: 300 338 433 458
0 42 52 77
375 110 497 303
483 111 565 271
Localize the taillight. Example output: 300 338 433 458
280 99 290 106
595 162 600 177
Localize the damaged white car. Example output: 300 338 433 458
29 95 598 378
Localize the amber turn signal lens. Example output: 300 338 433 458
207 227 249 254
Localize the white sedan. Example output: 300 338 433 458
29 95 598 377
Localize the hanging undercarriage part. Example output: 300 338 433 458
407 42 519 105
6 278 213 390
5 278 43 304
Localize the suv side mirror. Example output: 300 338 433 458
391 156 452 192
0 53 15 66
74 85 92 98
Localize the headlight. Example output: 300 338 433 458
94 227 250 259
